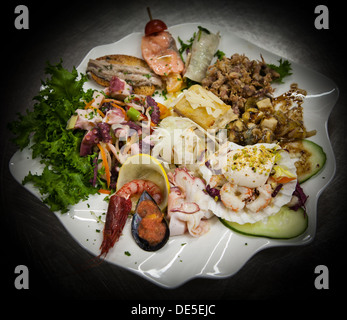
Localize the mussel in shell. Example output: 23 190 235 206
131 191 170 251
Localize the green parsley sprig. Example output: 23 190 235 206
267 58 293 84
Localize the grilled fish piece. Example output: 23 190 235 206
87 54 163 96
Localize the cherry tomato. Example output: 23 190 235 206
145 19 167 35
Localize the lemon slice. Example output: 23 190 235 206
116 154 170 211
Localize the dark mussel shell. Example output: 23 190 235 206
131 191 170 252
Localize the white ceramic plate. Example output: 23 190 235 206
9 23 338 288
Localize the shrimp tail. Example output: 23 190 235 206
99 194 132 258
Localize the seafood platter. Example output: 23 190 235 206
9 14 338 287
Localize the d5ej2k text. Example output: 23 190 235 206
130 303 216 317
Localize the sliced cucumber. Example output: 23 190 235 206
220 206 308 239
282 139 326 183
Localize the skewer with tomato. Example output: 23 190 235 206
141 8 185 93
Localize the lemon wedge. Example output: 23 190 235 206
116 154 170 211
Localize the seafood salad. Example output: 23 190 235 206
9 15 327 260
199 142 298 224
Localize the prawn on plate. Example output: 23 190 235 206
220 183 254 212
116 179 163 205
99 194 131 257
246 184 272 213
219 182 273 213
99 179 163 257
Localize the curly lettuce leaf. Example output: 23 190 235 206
9 60 98 213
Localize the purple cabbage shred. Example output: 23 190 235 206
289 182 308 212
271 183 283 197
206 184 221 201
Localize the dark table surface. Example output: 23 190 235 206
1 0 346 303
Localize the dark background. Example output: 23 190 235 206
1 0 346 304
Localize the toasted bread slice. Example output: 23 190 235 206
87 54 161 96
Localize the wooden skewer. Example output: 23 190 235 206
146 7 153 21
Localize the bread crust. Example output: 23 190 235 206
88 54 157 95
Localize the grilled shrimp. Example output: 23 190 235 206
246 184 272 213
220 183 254 212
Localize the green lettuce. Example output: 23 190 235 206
8 60 98 213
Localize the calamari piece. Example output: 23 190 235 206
150 115 219 166
69 109 103 131
169 210 209 237
91 90 105 108
103 108 126 125
166 186 187 236
167 168 214 237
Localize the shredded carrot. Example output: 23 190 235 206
97 143 111 189
84 98 95 108
84 99 106 118
157 102 171 119
103 98 128 120
103 98 126 106
273 176 296 184
95 108 106 118
85 105 105 117
98 189 111 194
